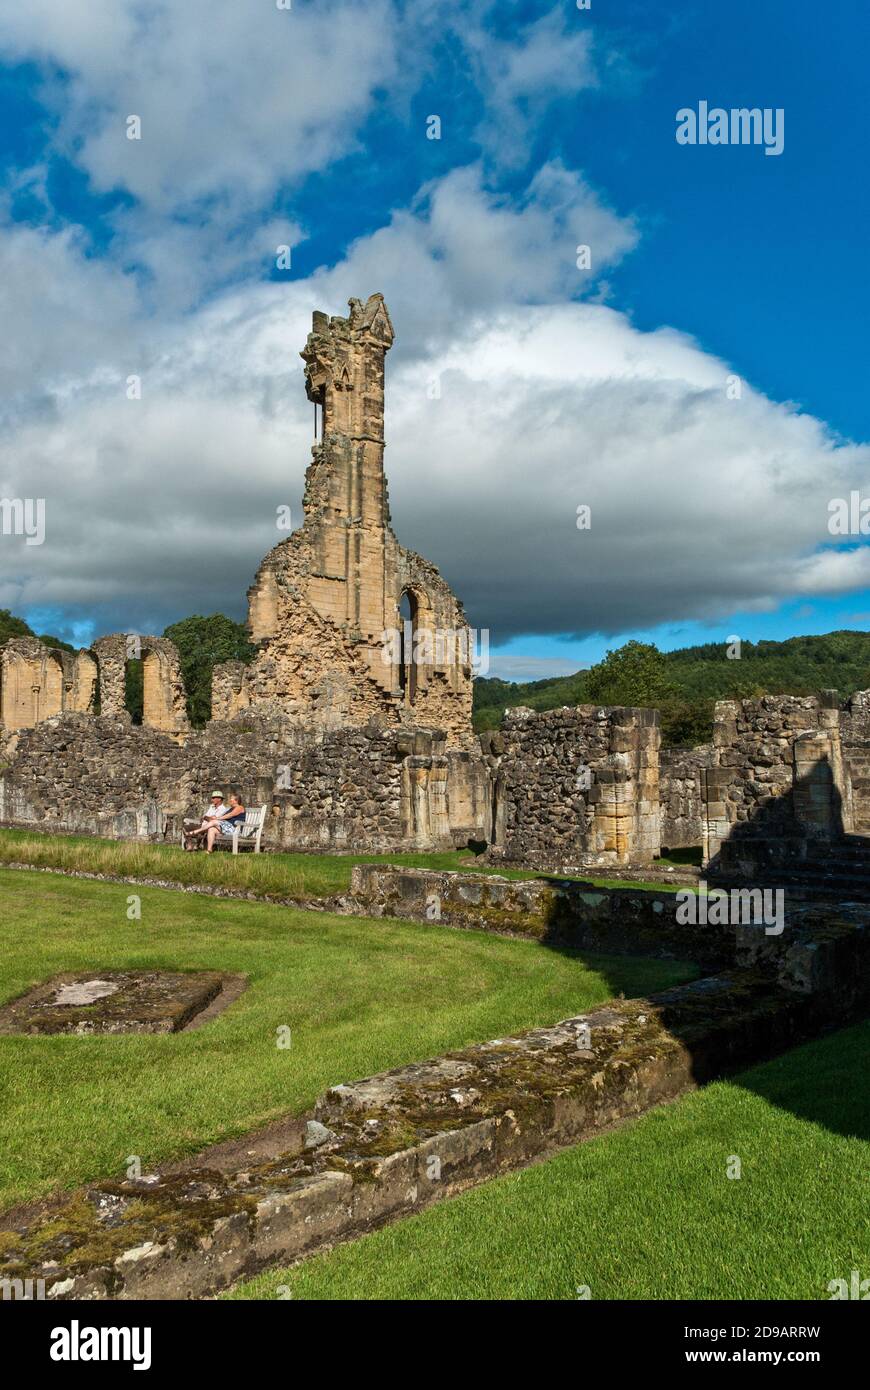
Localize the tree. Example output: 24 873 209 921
0 609 74 652
163 613 256 727
0 609 35 645
36 631 75 653
581 641 678 708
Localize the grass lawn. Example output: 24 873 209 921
0 827 692 898
0 867 698 1213
228 1019 870 1301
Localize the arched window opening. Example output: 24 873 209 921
399 590 418 705
124 657 144 725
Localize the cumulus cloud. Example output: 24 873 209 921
0 2 623 304
1 6 866 651
317 161 638 354
1 170 868 646
0 0 395 213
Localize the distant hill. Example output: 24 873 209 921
474 631 870 746
3 608 867 748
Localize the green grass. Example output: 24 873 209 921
0 827 692 896
0 868 697 1213
227 1020 870 1301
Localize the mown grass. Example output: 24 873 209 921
0 868 698 1213
227 1020 870 1301
0 827 692 897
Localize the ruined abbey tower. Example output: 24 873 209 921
212 293 474 746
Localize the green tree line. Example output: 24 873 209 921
5 607 870 746
474 631 870 746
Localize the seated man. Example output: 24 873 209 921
183 791 227 849
205 792 246 853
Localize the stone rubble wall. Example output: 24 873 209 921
836 690 870 835
700 693 851 870
488 704 661 867
0 713 486 853
659 744 714 850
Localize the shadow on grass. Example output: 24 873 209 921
731 1019 870 1142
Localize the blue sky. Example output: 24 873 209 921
1 0 869 680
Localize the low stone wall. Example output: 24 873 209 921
349 863 733 972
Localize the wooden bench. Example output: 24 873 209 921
212 804 268 854
182 804 268 854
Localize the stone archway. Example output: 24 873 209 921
397 586 436 707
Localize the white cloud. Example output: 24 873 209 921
461 6 601 164
0 2 634 312
316 162 638 354
1 162 869 647
0 1 395 214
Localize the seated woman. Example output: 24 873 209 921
184 791 227 849
205 792 246 853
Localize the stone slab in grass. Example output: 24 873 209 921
0 970 233 1036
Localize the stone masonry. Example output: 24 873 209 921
487 704 660 867
0 711 492 853
699 692 862 873
213 294 475 748
659 744 714 850
4 293 870 867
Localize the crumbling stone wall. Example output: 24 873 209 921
837 690 870 835
0 713 485 852
141 639 189 734
488 704 660 867
91 634 128 717
68 650 98 714
85 634 189 733
700 693 852 870
0 639 66 730
659 745 713 849
216 294 474 747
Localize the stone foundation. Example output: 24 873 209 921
0 971 234 1036
3 918 864 1299
349 863 732 972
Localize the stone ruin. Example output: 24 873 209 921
214 293 474 745
0 970 240 1036
2 292 870 871
0 638 98 732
